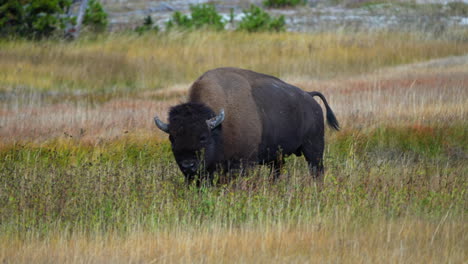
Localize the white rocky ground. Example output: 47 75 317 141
94 0 468 32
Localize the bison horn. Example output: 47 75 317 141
206 109 225 130
154 116 169 133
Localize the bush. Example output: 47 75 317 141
238 5 286 32
447 2 468 16
0 0 109 39
83 0 108 33
263 0 307 8
166 11 191 30
166 4 225 31
0 0 73 39
135 15 159 34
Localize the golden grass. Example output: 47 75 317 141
1 31 467 92
1 218 465 263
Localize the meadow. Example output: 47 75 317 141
0 30 467 263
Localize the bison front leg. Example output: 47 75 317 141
185 174 196 186
200 172 215 187
190 172 214 188
269 158 284 181
184 175 212 188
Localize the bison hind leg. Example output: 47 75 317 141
301 138 325 183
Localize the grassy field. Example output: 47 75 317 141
1 31 467 93
0 30 467 263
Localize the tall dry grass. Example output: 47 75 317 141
1 218 465 263
1 31 467 93
1 57 466 144
0 30 467 263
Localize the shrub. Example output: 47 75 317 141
238 5 286 32
135 15 159 34
190 4 225 30
447 1 468 16
166 4 225 31
0 0 73 39
83 0 108 33
0 0 109 38
263 0 307 8
166 11 191 30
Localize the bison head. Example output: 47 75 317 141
154 103 224 181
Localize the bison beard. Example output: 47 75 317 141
154 67 339 186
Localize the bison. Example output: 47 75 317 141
154 67 339 185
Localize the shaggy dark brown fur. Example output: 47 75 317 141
155 67 339 185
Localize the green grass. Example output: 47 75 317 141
1 123 465 237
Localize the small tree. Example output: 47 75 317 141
166 11 192 30
447 2 468 16
238 5 286 32
190 4 225 30
83 0 108 33
135 15 159 34
166 4 225 31
0 0 73 39
263 0 307 8
0 0 108 39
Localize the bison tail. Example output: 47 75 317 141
308 91 340 131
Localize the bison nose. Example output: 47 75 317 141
181 160 196 171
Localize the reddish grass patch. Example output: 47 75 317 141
1 71 466 144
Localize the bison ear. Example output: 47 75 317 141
206 109 225 130
154 116 170 133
